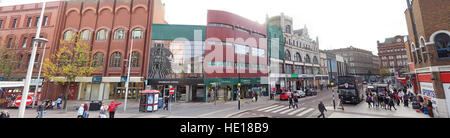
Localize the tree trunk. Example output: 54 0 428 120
63 82 70 112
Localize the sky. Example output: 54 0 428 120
1 0 410 55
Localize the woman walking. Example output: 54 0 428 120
388 97 397 111
77 104 84 118
99 103 108 118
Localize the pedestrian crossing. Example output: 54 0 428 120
254 104 317 117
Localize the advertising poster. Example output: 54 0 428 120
443 83 450 117
148 94 154 104
147 105 153 111
420 82 437 114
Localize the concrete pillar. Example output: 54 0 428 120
98 83 105 101
186 85 190 102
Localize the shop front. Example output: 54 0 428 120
77 77 144 101
205 78 267 102
148 78 204 103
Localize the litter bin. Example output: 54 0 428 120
89 100 102 111
139 90 160 112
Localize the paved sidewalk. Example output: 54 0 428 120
328 101 430 118
2 96 277 118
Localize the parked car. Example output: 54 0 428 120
305 89 317 96
279 91 291 100
294 90 306 98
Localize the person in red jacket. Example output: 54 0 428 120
108 101 122 118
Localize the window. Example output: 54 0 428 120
434 33 450 58
0 20 3 29
208 23 233 29
93 52 104 67
286 25 291 34
63 30 74 41
420 38 428 62
294 65 303 74
285 50 291 61
305 54 311 63
34 54 40 67
110 52 122 67
252 47 265 57
285 64 292 74
12 18 17 28
235 44 249 55
7 38 13 48
27 17 32 27
294 53 301 62
390 61 395 67
96 29 108 40
114 29 124 40
313 56 318 64
35 17 40 26
130 51 140 67
132 28 143 39
22 37 28 48
236 27 250 34
43 16 48 26
389 56 394 60
18 55 24 68
80 30 90 41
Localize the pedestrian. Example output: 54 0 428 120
0 110 10 118
395 92 400 106
207 92 211 103
427 100 434 118
77 104 84 118
399 91 405 104
56 97 62 109
255 92 258 102
373 94 379 109
163 96 169 110
317 101 327 118
388 97 397 111
338 95 344 110
366 95 372 108
378 94 383 109
108 101 122 118
404 93 409 107
36 102 45 118
83 102 89 118
293 96 299 109
384 96 389 110
99 103 108 118
288 95 293 109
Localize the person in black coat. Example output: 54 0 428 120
388 98 397 110
0 110 10 118
288 96 293 109
317 102 327 118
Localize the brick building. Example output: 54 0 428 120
327 46 378 82
404 0 450 118
377 35 409 78
0 0 164 102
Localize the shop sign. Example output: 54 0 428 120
291 74 299 78
120 76 127 82
92 77 102 82
420 82 435 99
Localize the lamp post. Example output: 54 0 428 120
32 38 48 109
124 34 134 112
18 1 46 118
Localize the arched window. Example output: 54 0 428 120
93 52 104 67
285 50 291 61
411 43 417 64
305 54 311 63
130 51 140 67
96 29 108 40
63 30 74 41
313 56 318 64
434 33 450 58
420 37 428 62
80 30 90 41
114 29 125 40
110 52 122 67
294 52 301 62
132 28 143 39
286 25 291 34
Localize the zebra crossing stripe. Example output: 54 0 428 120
279 108 294 114
287 107 306 115
257 105 278 111
271 106 289 113
264 105 284 112
296 108 315 117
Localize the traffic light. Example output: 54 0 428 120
331 82 335 86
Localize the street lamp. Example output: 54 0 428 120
32 38 49 109
18 1 46 118
124 31 135 112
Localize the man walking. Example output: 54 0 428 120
293 96 299 109
36 103 45 118
107 101 122 118
317 101 327 118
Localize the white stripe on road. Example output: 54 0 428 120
257 105 278 111
279 108 295 114
264 105 284 112
287 107 306 115
271 106 289 113
296 108 315 117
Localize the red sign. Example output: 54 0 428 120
169 88 175 94
271 87 276 92
15 96 33 106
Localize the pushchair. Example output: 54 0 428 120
45 100 54 110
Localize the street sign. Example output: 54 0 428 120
169 88 175 94
15 95 33 106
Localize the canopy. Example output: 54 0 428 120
140 90 160 94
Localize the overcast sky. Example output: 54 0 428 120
1 0 410 55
